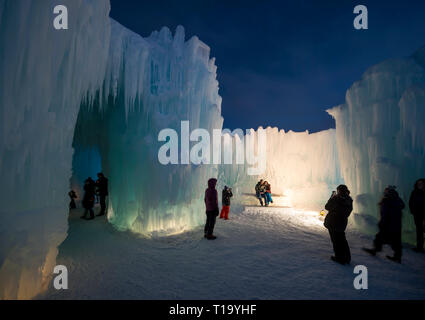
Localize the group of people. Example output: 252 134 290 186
324 178 425 265
204 179 233 240
203 177 425 264
255 179 273 206
68 173 109 220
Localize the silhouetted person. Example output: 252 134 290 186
96 172 108 217
324 184 353 265
255 179 264 206
204 178 219 240
220 186 233 220
81 177 96 220
69 190 77 209
409 178 425 253
363 186 405 263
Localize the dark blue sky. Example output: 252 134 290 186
110 0 425 132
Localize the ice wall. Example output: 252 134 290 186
83 20 223 236
0 0 111 299
0 0 223 298
218 127 343 211
328 47 425 241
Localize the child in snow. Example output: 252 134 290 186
69 190 77 209
220 186 233 220
204 178 219 240
363 186 405 263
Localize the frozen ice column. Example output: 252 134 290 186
327 47 425 241
0 0 111 299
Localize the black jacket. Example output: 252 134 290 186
409 189 425 217
83 181 96 209
379 197 405 234
96 177 109 196
222 188 233 206
324 194 353 232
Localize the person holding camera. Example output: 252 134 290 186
220 186 233 220
324 185 353 265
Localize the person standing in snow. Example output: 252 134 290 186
69 190 77 209
81 177 96 220
363 186 405 263
220 186 233 220
96 172 108 217
204 178 219 240
409 178 425 253
255 179 264 206
265 181 273 206
324 184 353 265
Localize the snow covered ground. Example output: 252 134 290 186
38 204 425 300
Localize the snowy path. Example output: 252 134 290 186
39 206 425 300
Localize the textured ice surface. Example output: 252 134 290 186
328 46 425 241
0 0 111 299
73 19 223 235
1 0 424 300
0 0 223 298
218 127 343 211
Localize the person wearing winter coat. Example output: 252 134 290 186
264 181 273 206
255 180 264 206
81 177 96 220
324 184 353 265
409 178 425 252
363 186 405 263
96 172 108 217
204 178 219 240
69 190 77 209
220 186 233 220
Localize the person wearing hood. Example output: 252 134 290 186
324 184 353 265
204 178 219 240
220 186 233 220
363 186 405 263
409 178 425 253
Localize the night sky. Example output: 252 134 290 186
110 0 425 133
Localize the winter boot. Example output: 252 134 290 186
331 256 347 265
207 235 217 240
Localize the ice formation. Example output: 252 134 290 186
1 0 424 301
0 0 111 299
218 127 343 210
328 46 425 241
0 0 223 298
87 19 223 235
